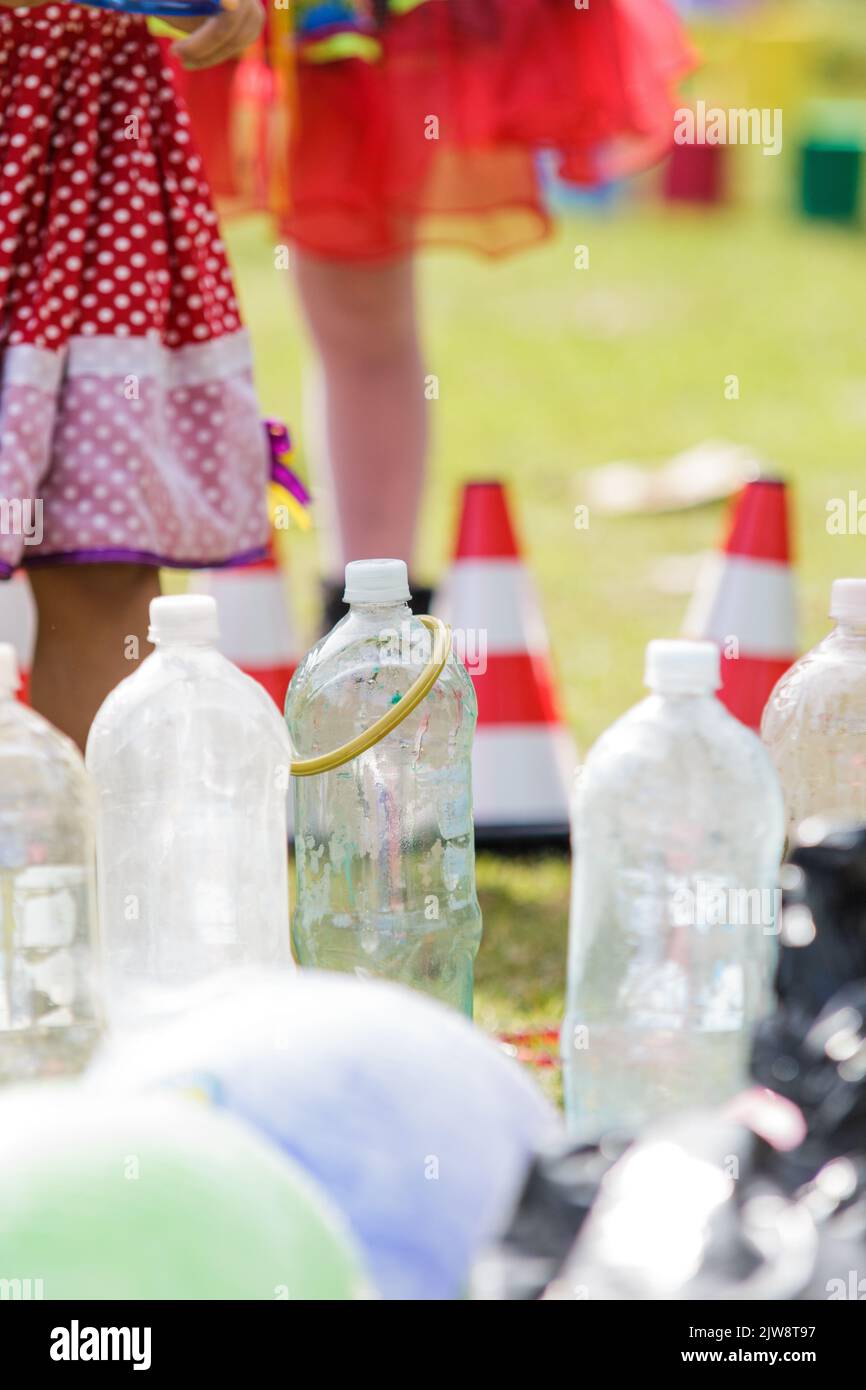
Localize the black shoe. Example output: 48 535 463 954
319 579 435 636
320 579 349 636
409 584 434 617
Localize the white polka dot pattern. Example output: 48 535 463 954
0 7 270 575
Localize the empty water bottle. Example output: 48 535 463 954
762 578 866 840
0 643 100 1081
563 640 785 1140
286 559 482 1015
86 595 292 1022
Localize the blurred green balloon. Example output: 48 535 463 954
0 1084 370 1300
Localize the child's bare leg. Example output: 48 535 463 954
294 251 428 570
28 565 161 753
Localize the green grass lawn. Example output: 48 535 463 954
226 199 866 1084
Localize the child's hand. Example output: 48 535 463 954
171 0 263 71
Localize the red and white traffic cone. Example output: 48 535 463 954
682 476 798 729
436 481 576 849
190 539 299 840
188 540 298 711
0 570 36 703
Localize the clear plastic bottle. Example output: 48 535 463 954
762 578 866 840
86 595 293 1022
0 643 100 1081
286 559 482 1015
563 640 785 1140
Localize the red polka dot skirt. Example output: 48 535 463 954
0 6 270 578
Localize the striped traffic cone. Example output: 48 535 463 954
682 476 797 730
188 541 298 711
0 570 35 703
436 481 576 849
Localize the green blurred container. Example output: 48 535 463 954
799 100 866 223
800 141 862 221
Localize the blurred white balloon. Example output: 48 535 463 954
91 968 560 1299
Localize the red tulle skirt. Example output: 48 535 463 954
180 0 695 262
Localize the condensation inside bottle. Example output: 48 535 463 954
86 598 293 1024
0 689 100 1083
287 597 482 1015
762 613 866 840
564 645 785 1141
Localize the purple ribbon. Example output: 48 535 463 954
265 419 312 508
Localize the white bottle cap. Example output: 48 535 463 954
147 595 219 645
343 559 411 605
644 639 721 695
830 578 866 626
0 642 19 694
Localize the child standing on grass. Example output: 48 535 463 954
184 0 695 626
0 0 265 750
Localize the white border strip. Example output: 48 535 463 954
473 726 576 826
1 330 255 393
683 552 797 657
436 559 550 654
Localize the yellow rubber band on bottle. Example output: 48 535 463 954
289 616 452 778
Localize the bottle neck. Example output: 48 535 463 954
833 620 866 641
647 685 717 701
347 600 413 626
151 637 216 651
